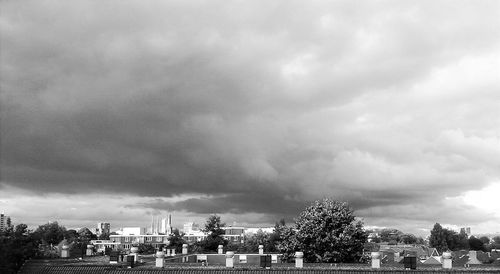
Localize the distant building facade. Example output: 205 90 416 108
96 222 110 236
119 227 146 235
181 223 274 244
181 224 245 243
90 239 121 253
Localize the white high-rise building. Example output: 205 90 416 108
96 222 110 236
160 214 172 235
150 214 172 235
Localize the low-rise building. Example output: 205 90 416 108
118 227 146 236
109 234 169 250
181 224 246 243
90 239 121 253
222 226 245 243
183 222 200 234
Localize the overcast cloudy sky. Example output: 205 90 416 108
1 0 499 236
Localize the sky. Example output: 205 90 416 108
1 0 499 237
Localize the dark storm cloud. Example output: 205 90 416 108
1 0 500 228
130 194 307 216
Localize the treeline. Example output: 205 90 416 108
429 223 500 252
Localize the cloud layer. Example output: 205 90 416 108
1 0 500 234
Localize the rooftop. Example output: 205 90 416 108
17 255 500 274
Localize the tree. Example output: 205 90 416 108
489 236 500 250
380 228 403 243
64 229 78 242
167 228 186 252
456 229 469 250
268 219 286 250
479 236 490 244
401 233 418 244
203 215 225 236
0 223 37 273
371 236 381 243
363 242 380 252
242 229 274 253
429 223 448 252
429 223 469 252
444 229 460 251
5 217 13 234
493 236 500 244
469 236 486 251
274 221 298 262
292 198 367 263
200 214 227 252
33 222 66 246
98 232 110 240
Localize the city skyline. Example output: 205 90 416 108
1 0 500 237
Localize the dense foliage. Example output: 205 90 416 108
167 228 187 252
276 198 367 263
244 229 279 253
468 236 486 251
429 223 448 252
33 222 66 246
274 219 299 261
0 221 99 273
197 214 228 252
0 224 37 274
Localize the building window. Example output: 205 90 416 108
271 255 278 263
197 255 207 263
239 255 247 263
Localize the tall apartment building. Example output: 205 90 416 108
0 213 9 232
